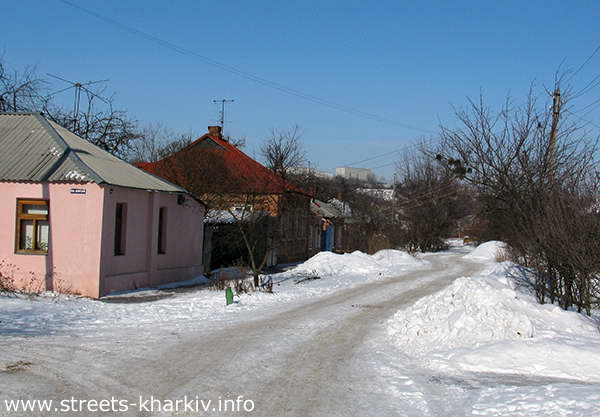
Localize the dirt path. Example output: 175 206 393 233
1 251 483 416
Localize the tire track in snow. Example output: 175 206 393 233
0 251 481 417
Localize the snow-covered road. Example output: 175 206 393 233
1 250 481 416
4 247 599 416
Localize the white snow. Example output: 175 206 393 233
157 275 212 289
0 249 426 337
445 237 466 247
371 249 423 268
384 241 600 415
3 242 599 416
102 275 213 298
462 240 506 261
388 261 600 381
287 249 423 278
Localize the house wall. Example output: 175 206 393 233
307 219 321 257
276 193 312 263
99 186 204 296
0 181 104 297
202 192 313 266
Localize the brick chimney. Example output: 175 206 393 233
207 125 223 139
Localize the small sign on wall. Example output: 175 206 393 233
70 188 87 195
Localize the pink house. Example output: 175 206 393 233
0 113 205 298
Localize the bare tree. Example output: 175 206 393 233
260 124 306 179
225 135 246 148
43 88 141 159
394 146 474 252
126 124 200 163
0 58 46 112
439 81 600 313
1 57 142 158
146 142 304 287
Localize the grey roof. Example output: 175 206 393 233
311 199 343 218
0 113 187 193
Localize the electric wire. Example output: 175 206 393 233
567 44 600 83
59 0 436 134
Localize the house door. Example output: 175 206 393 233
321 225 334 252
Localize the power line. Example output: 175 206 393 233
343 137 437 168
392 182 461 212
565 109 600 130
369 161 396 170
398 188 460 211
347 42 600 174
571 73 600 100
572 96 600 115
397 180 457 201
567 44 600 83
59 0 436 135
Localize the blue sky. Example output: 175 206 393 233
4 1 600 179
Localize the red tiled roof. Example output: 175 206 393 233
136 133 310 196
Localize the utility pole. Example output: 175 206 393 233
548 88 561 178
212 99 235 131
392 173 397 224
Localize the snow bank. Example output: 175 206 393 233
289 249 423 277
388 263 537 352
371 249 422 268
1 250 427 337
463 240 506 261
292 251 381 276
387 262 600 382
445 238 465 247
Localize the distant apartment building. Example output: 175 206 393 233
335 166 375 182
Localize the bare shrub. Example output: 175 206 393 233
0 262 43 295
439 82 600 314
394 146 475 252
0 260 17 294
0 262 76 298
259 275 274 293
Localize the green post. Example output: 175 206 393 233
225 287 234 305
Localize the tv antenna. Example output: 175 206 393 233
212 98 235 131
47 74 109 129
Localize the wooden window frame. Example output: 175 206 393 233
15 199 50 255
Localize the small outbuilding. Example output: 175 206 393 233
309 199 344 254
0 113 205 298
